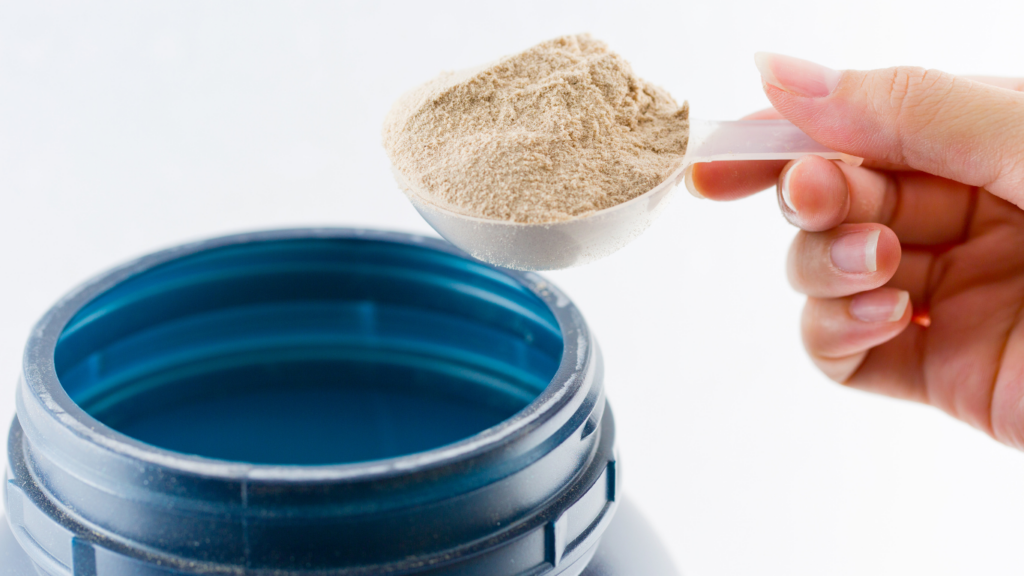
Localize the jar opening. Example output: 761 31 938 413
51 238 563 465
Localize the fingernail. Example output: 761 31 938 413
779 158 803 213
831 229 881 273
754 52 843 98
839 153 864 167
850 289 910 322
684 165 704 199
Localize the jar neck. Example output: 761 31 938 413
9 366 613 573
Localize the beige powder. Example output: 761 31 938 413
382 34 689 224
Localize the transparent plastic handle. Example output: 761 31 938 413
685 119 862 165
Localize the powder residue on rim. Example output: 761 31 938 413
382 34 689 224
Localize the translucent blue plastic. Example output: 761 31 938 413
53 238 562 465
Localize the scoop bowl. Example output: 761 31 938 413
398 120 859 271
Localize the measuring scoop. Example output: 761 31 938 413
397 119 860 271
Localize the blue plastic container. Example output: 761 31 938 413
0 229 678 575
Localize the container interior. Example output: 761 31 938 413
52 237 563 465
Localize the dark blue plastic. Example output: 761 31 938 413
3 229 628 575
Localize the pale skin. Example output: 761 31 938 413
689 53 1024 450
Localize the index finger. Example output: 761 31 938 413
689 72 1024 203
754 54 1024 204
687 108 789 201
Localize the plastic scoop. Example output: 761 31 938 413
398 119 861 271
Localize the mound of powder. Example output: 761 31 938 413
382 34 689 224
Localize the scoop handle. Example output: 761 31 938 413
685 119 861 165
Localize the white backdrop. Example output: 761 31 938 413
2 2 1023 575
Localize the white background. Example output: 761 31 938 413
2 2 1023 575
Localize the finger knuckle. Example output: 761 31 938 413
799 299 820 339
997 108 1024 191
885 66 920 108
786 233 812 289
1001 149 1024 193
876 66 959 162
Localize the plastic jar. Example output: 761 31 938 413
0 229 677 576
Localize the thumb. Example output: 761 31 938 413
753 52 1024 205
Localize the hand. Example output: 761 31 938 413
689 53 1024 449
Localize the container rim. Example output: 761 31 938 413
19 227 591 483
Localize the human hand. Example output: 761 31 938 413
689 53 1024 449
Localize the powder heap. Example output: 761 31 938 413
382 34 689 224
